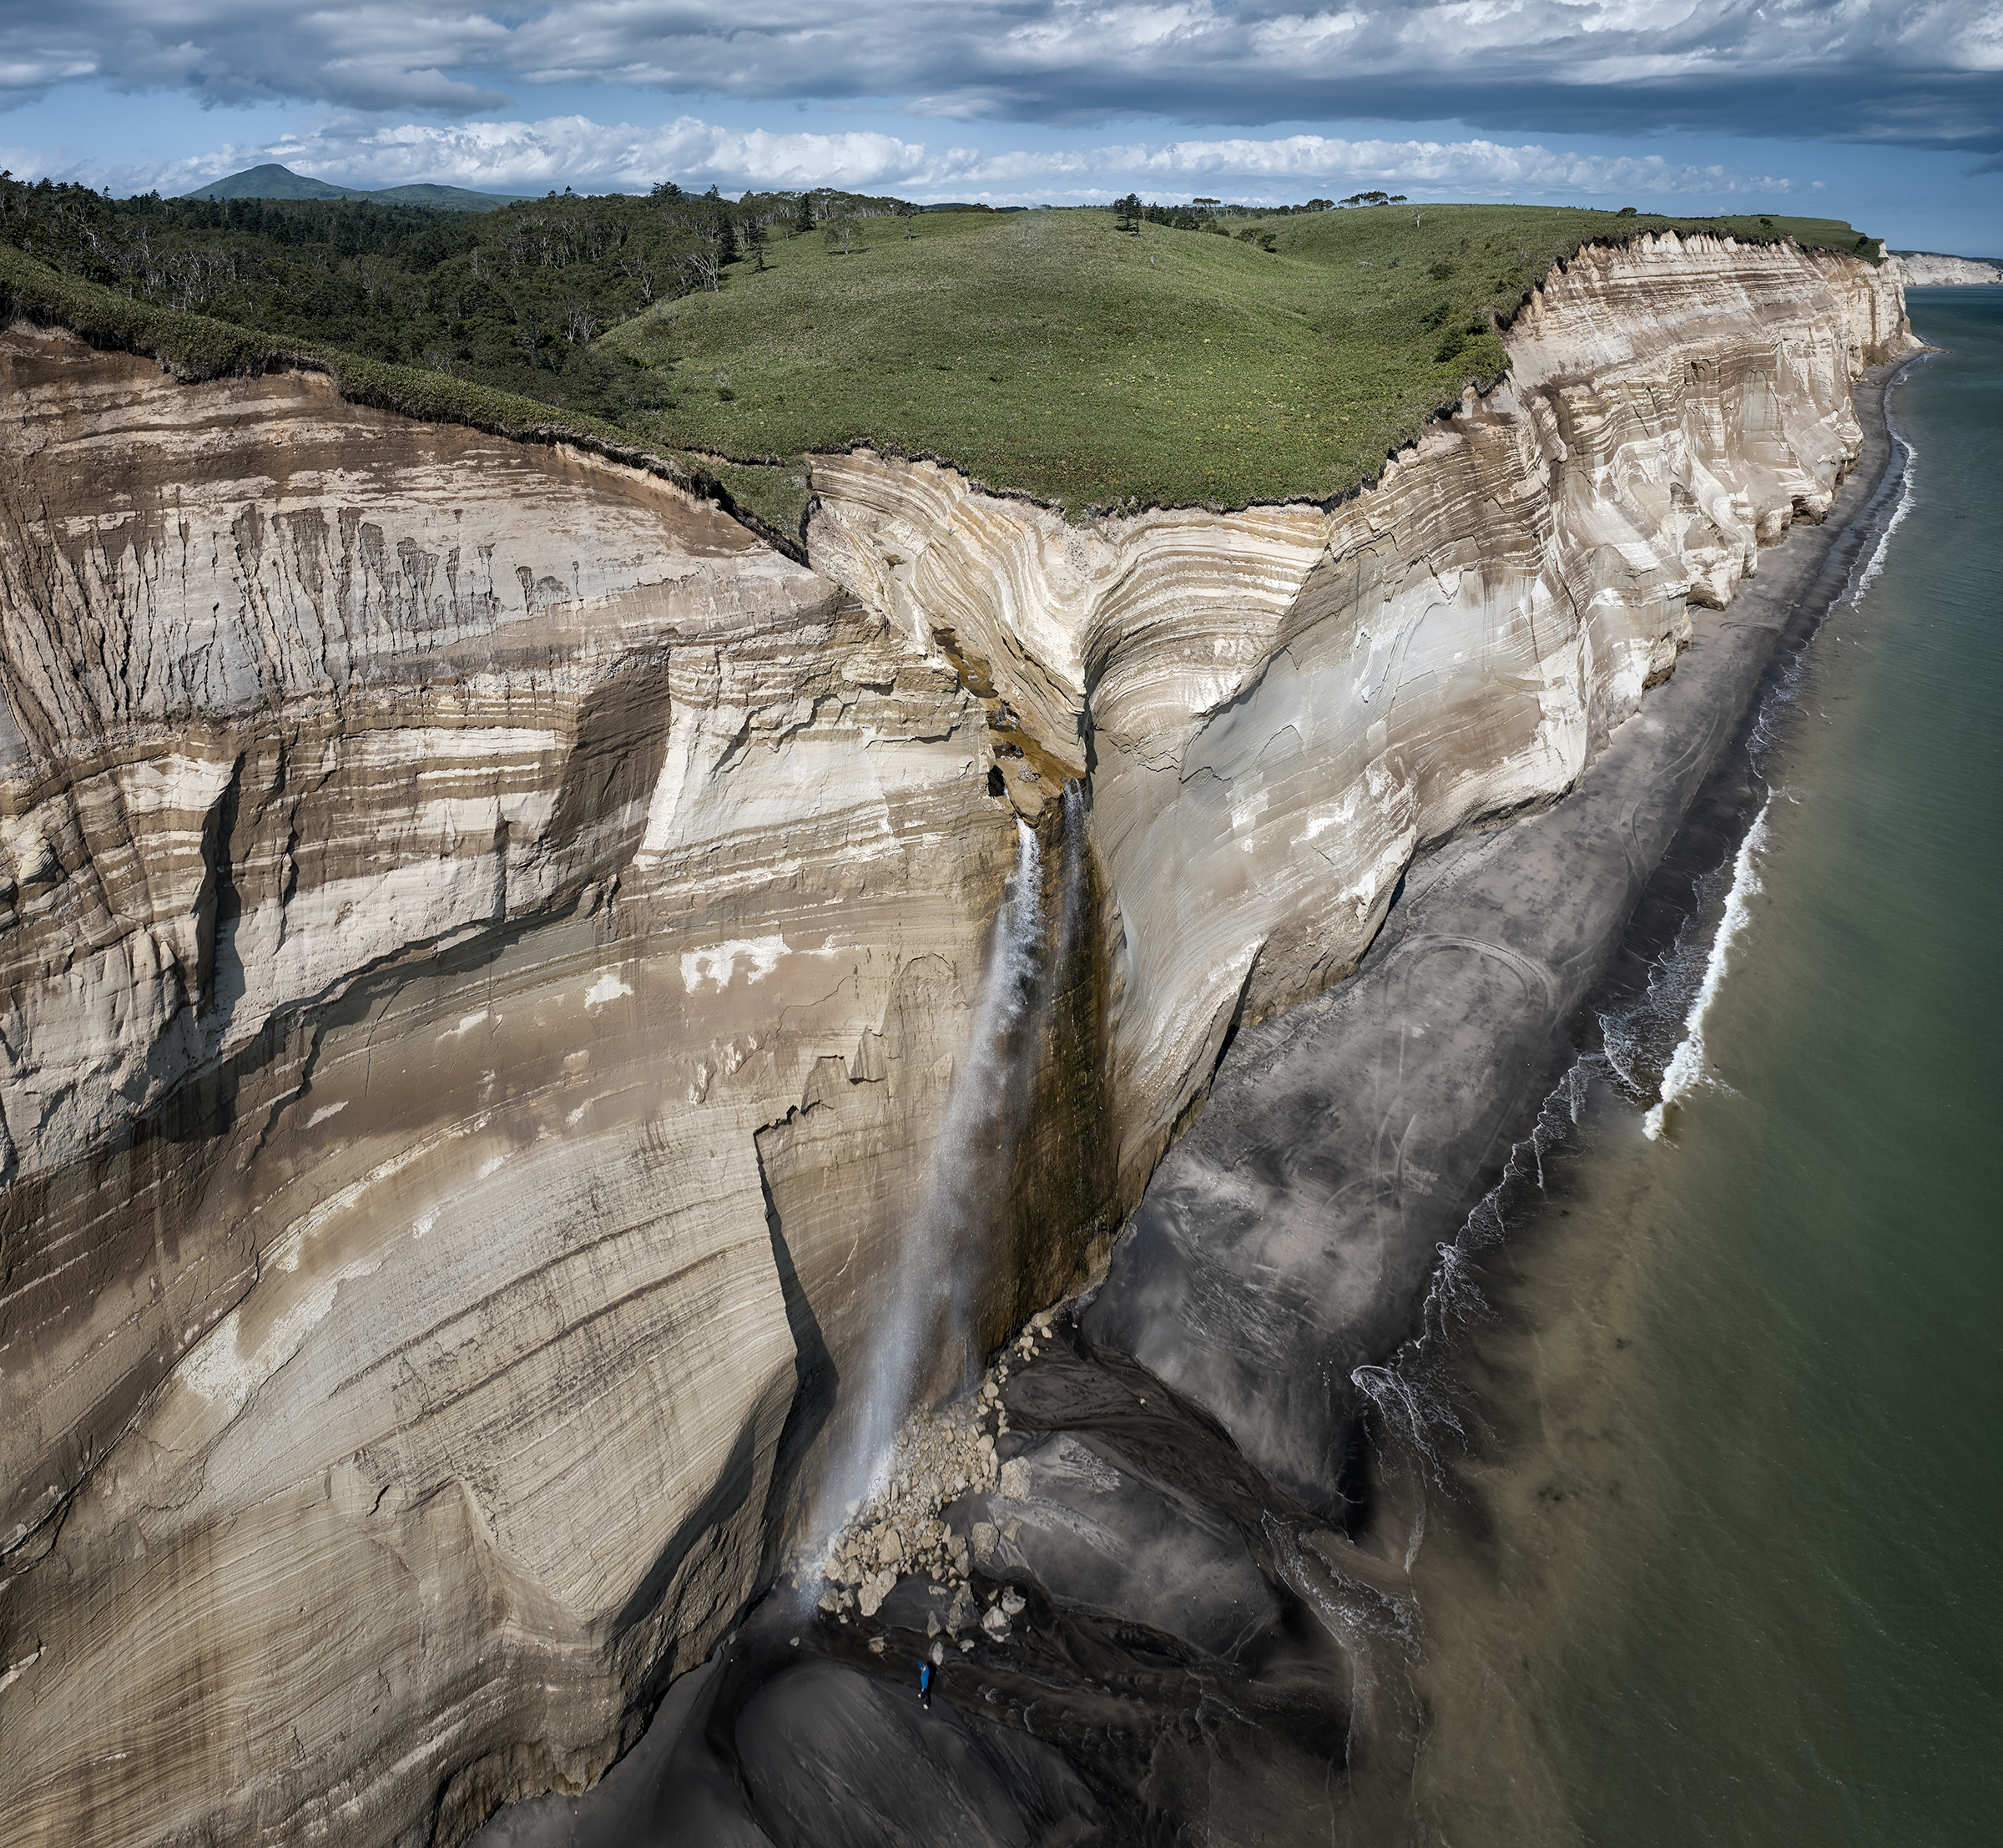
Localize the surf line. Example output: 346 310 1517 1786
1643 800 1770 1142
1841 380 1920 609
1647 370 1921 1144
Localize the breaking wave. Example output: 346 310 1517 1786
1844 411 1918 608
1642 800 1769 1142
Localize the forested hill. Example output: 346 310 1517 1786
0 174 905 424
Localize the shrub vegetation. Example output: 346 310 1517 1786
0 173 1874 530
0 172 900 423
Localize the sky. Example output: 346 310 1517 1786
3 3 2000 253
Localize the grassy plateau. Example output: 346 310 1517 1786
0 179 1873 536
604 205 1874 528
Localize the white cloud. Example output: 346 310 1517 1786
291 115 929 194
31 112 1797 204
939 134 1796 199
2 1 1998 147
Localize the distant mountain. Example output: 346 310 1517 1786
180 163 532 213
372 182 536 210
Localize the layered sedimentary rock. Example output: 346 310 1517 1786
0 325 1023 1845
1886 250 2001 285
812 231 1915 1186
1 231 1916 1848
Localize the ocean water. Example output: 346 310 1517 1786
1402 291 2003 1844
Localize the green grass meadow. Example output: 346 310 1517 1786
2 190 1872 538
605 204 1873 526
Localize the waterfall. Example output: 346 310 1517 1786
806 815 1047 1560
1055 780 1088 987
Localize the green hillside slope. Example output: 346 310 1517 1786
1 171 1876 531
606 204 1876 521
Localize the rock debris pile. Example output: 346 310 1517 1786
815 1313 1062 1634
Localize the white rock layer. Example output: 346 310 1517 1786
1886 250 2001 286
0 327 1015 1846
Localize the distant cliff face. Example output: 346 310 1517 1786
0 233 1916 1848
1886 251 2002 286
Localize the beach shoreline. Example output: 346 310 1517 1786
1080 351 1925 1527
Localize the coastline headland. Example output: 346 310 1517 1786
0 226 1918 1845
1889 251 2002 286
1082 355 1917 1520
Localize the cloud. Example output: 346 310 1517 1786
934 133 1797 200
4 2 2001 150
33 113 1799 204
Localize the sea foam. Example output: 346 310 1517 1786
1644 801 1770 1141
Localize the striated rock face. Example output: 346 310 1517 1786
1 231 1917 1848
1885 250 2001 286
0 325 1027 1845
810 232 1917 1185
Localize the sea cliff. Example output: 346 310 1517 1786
0 231 1915 1845
1888 251 2002 285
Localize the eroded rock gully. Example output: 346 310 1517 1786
0 231 1915 1846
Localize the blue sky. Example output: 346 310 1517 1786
3 3 1999 253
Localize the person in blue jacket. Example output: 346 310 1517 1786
919 1659 933 1711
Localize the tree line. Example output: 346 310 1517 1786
0 171 904 424
1109 191 1409 236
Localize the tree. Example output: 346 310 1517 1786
898 199 918 240
678 245 721 292
715 208 739 265
794 191 815 235
620 250 657 302
747 217 769 270
651 179 683 199
1113 192 1143 236
821 206 860 256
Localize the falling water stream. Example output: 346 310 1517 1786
805 816 1047 1560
